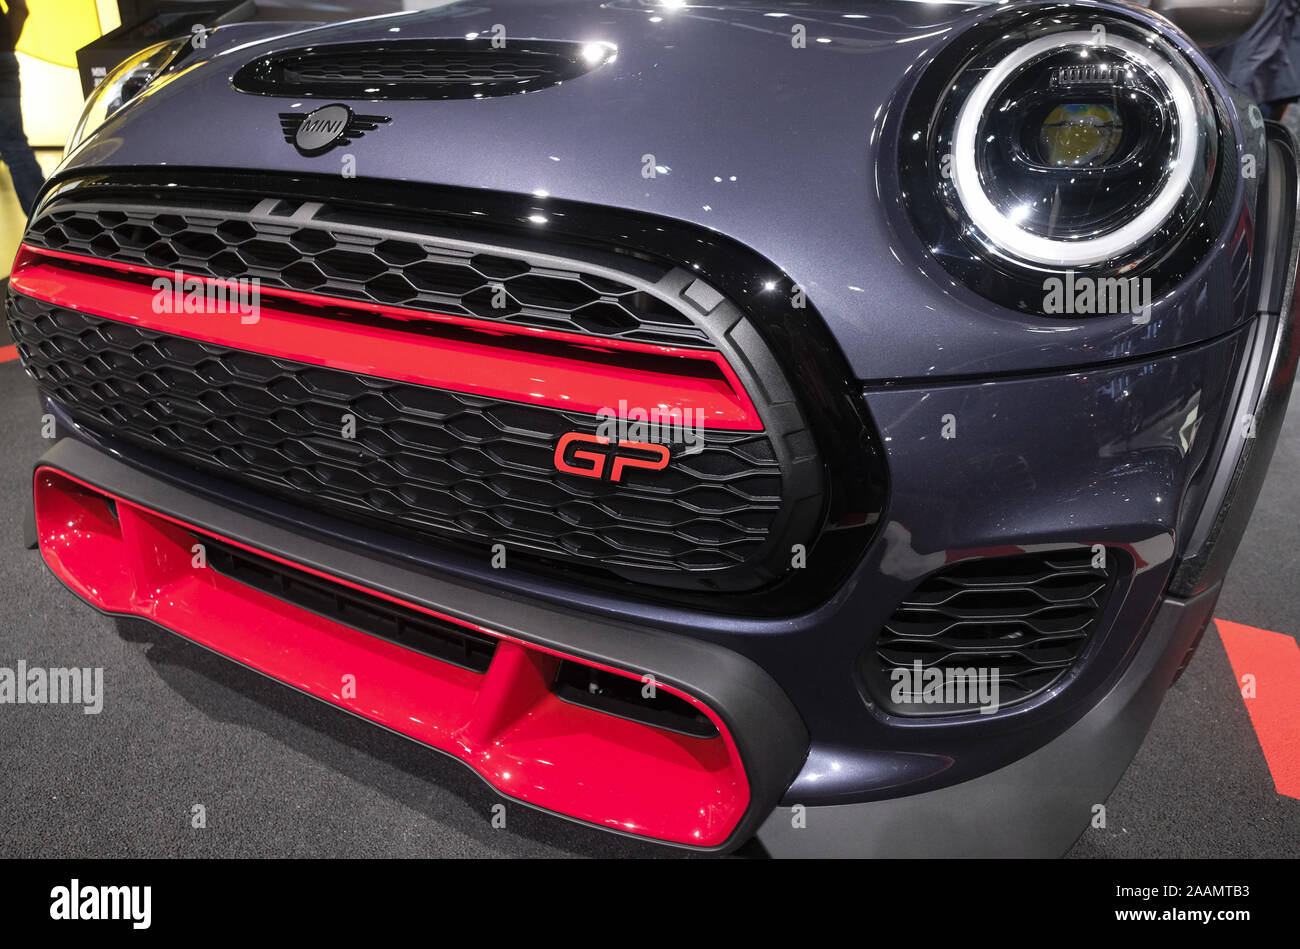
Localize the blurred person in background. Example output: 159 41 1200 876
0 0 44 216
1211 0 1300 124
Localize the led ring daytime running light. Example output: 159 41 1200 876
950 31 1199 267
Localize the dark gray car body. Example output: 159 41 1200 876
21 0 1300 855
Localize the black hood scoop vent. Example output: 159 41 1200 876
233 38 616 100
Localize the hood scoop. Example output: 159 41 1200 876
232 38 616 100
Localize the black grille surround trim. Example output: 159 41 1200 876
21 169 889 615
860 548 1123 717
232 39 614 100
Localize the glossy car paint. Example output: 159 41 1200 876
16 0 1298 851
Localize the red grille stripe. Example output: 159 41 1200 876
11 244 762 431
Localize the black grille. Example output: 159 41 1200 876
24 196 709 347
206 541 498 673
865 548 1118 715
232 40 611 100
8 295 790 587
14 174 870 609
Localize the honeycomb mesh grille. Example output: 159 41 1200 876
24 197 710 347
8 295 787 583
871 548 1117 714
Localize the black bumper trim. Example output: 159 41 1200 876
1171 122 1300 596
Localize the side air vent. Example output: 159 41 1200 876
232 39 617 100
553 661 719 739
862 548 1120 716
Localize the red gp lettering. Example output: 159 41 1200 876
554 432 671 482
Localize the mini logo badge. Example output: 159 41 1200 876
553 433 671 483
279 104 390 156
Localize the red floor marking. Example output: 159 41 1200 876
0 345 17 363
1216 619 1300 800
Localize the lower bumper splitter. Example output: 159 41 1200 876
32 441 809 850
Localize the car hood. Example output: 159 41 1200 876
51 0 1251 381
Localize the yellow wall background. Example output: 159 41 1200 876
10 0 120 146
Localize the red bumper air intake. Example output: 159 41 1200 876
33 466 751 847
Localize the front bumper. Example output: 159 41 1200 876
22 289 1295 855
30 437 809 852
23 286 1277 855
29 323 1246 807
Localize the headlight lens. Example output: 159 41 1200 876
899 9 1228 311
65 37 190 153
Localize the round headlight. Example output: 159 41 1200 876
899 8 1229 312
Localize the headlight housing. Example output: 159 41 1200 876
65 36 191 153
899 7 1230 313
